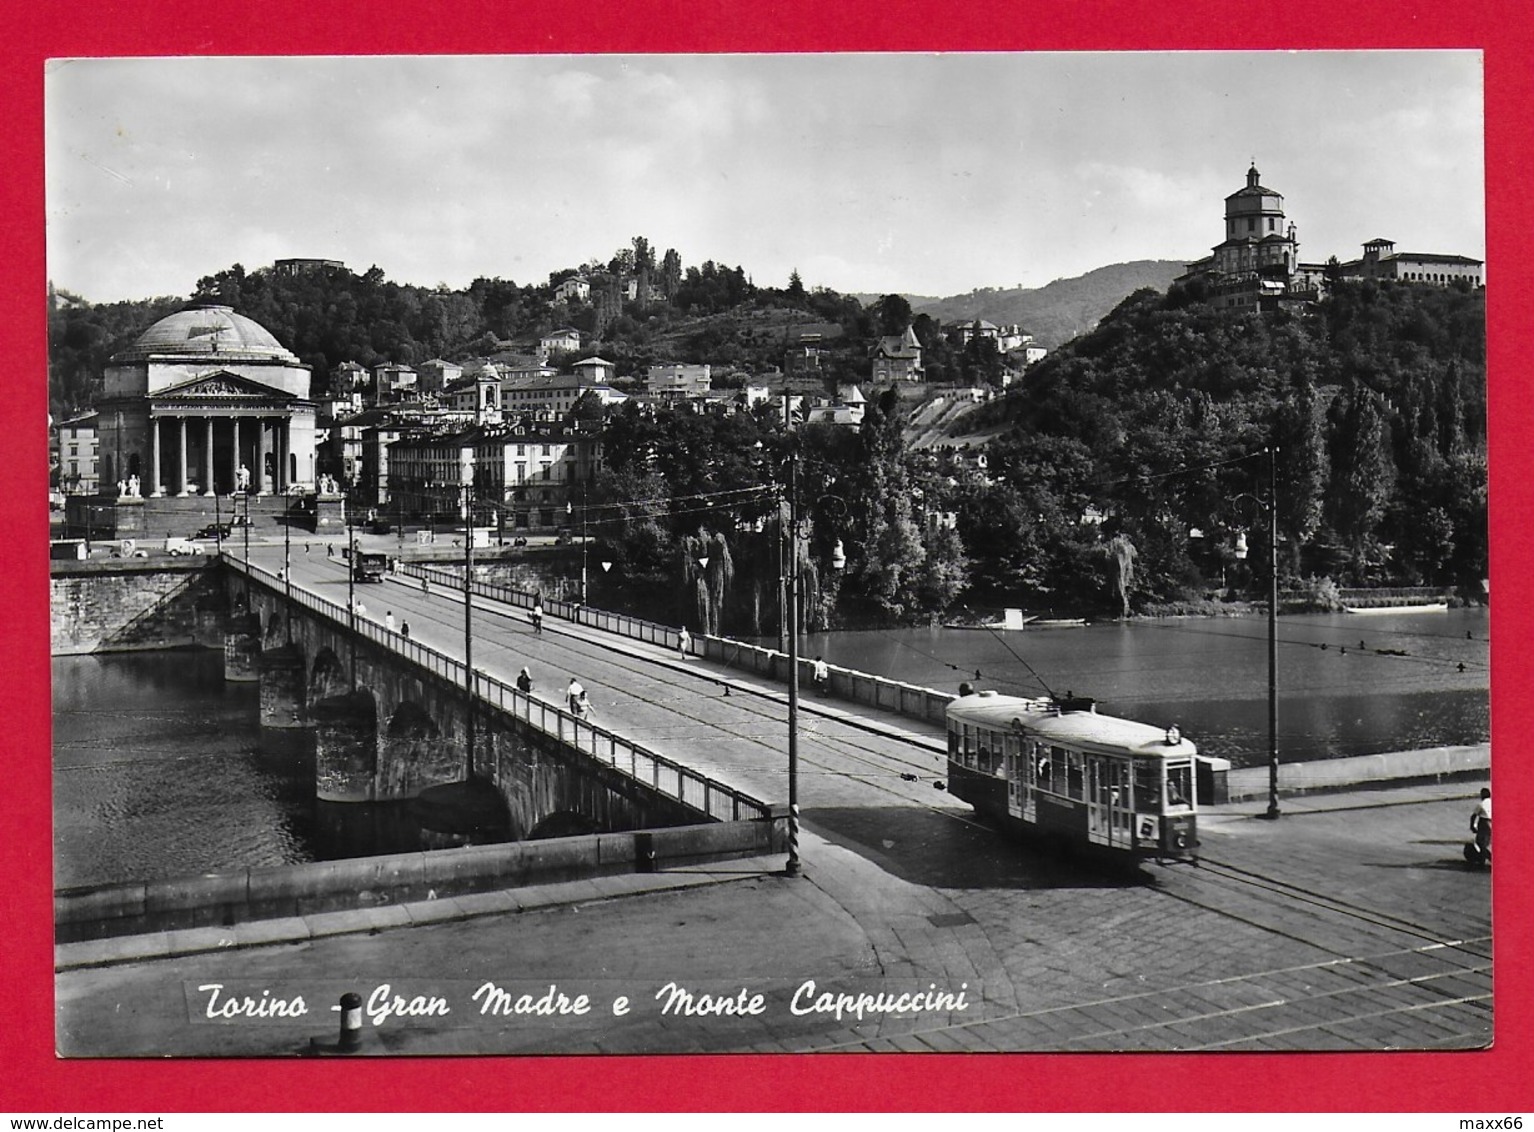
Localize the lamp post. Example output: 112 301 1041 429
1233 446 1281 820
784 443 801 877
283 492 293 643
347 516 358 689
463 475 476 780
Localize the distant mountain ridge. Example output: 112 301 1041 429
898 260 1187 349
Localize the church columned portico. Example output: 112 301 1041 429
97 305 317 503
142 410 307 497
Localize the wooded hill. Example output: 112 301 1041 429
932 277 1487 611
912 260 1188 347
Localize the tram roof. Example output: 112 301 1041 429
947 692 1198 759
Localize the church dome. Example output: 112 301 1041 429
113 305 299 364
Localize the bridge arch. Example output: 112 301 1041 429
309 647 349 703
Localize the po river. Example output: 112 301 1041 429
53 606 1489 889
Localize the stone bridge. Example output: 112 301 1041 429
224 565 755 844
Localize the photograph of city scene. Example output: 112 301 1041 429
45 52 1490 1057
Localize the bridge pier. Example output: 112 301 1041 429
258 643 309 729
223 612 262 683
313 690 380 802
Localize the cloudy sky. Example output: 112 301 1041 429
45 52 1484 303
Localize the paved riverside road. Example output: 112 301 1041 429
53 548 1494 1057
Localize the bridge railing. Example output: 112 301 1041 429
398 559 956 727
224 558 769 823
401 562 683 651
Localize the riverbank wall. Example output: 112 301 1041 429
1223 743 1490 802
50 559 225 655
55 814 786 942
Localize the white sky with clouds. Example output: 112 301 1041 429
44 51 1485 303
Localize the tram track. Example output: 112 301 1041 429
1180 855 1486 947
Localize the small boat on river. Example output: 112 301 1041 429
1343 602 1449 615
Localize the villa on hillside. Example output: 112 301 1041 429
872 325 924 382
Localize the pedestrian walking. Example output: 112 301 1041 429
421 576 431 595
812 655 829 694
385 610 396 633
531 603 544 634
576 690 593 720
327 543 334 559
516 667 533 695
400 621 411 640
1467 787 1492 865
566 677 584 715
679 626 691 658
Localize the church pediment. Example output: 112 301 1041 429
155 371 296 400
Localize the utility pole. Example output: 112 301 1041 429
785 442 802 877
1264 444 1281 820
464 476 476 780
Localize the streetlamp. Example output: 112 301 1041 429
566 489 589 606
463 476 476 779
283 492 293 643
1233 445 1281 820
784 442 802 877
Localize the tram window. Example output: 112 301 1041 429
1036 747 1055 790
948 728 960 760
985 733 1003 776
1133 762 1161 812
1166 764 1192 808
1066 750 1084 800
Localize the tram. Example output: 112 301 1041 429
945 690 1199 865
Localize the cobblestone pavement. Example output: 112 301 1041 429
56 784 1491 1057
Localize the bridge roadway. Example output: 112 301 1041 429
52 543 1494 1062
246 541 958 816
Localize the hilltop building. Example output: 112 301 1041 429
274 257 346 277
1337 238 1483 287
1180 164 1483 311
1177 165 1319 312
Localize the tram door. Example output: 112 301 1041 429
1004 732 1024 818
1087 755 1130 847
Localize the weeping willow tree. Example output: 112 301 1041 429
680 529 735 635
1107 534 1138 619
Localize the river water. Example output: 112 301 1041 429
53 606 1489 888
800 606 1490 768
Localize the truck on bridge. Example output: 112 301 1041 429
352 551 389 583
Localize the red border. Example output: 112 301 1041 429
5 0 1531 1113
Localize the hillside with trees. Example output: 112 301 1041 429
935 277 1486 613
47 247 1485 630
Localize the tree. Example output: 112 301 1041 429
1107 534 1138 618
871 293 913 338
787 269 805 300
660 248 682 301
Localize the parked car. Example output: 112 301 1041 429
165 537 204 556
196 523 233 540
369 519 393 535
